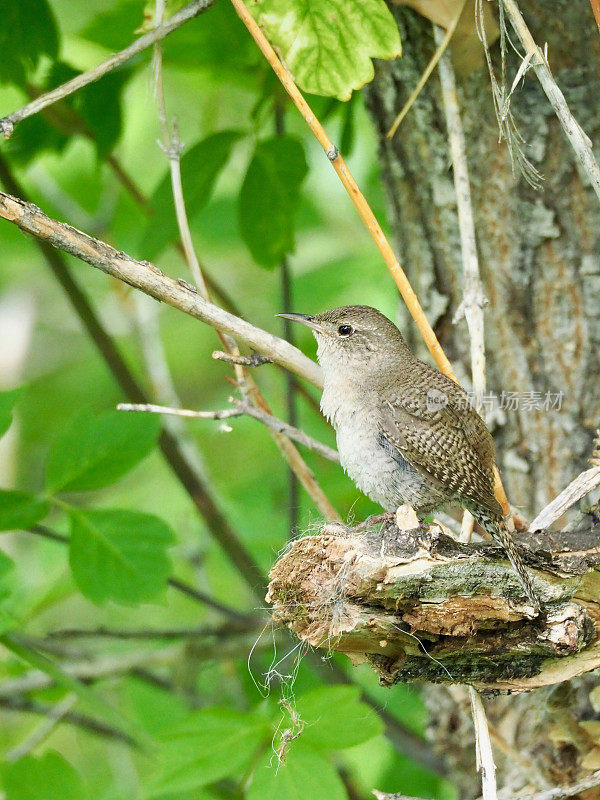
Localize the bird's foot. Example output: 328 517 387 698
350 511 395 533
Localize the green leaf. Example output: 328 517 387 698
68 508 175 605
293 686 384 750
140 131 242 258
148 708 269 796
238 136 308 268
252 0 401 100
247 745 347 800
46 409 161 493
0 388 22 438
0 490 49 531
2 751 87 800
0 0 59 86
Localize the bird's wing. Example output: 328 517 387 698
379 365 502 517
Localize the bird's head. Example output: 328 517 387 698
278 305 410 379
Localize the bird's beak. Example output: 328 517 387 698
276 313 330 336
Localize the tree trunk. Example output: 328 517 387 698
363 0 600 520
359 2 600 794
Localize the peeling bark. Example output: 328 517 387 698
266 519 600 690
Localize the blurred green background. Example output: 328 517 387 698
0 1 454 798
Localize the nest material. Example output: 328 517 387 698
266 519 600 691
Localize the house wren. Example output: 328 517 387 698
279 305 540 612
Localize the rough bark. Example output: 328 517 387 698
363 0 600 519
266 519 600 690
267 516 600 795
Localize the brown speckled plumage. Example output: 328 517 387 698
283 305 540 611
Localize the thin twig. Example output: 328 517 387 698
501 0 600 202
230 398 339 463
4 693 78 762
229 0 513 520
0 190 322 388
387 0 467 138
118 402 242 420
213 350 272 367
0 0 216 138
0 646 182 697
45 621 255 640
0 696 138 748
117 401 340 463
590 0 600 36
528 465 600 531
469 687 497 800
435 24 487 542
0 156 267 594
229 0 453 378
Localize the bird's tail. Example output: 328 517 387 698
474 512 541 614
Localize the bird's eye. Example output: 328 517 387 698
338 324 353 337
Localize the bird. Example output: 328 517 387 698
278 304 540 613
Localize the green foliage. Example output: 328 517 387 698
248 746 347 800
252 0 402 100
45 409 161 493
2 751 87 800
140 131 242 258
68 508 175 604
294 685 384 750
149 708 270 795
0 1 441 799
0 490 49 531
0 0 59 86
239 135 308 267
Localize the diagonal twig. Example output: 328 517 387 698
0 0 216 139
118 401 340 463
387 0 468 138
229 0 513 520
0 190 322 388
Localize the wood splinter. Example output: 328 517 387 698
266 517 600 692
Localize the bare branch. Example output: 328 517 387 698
0 0 216 139
118 400 339 463
231 398 339 463
0 191 322 388
469 687 497 800
117 402 242 420
529 465 600 532
213 350 273 367
5 693 78 762
501 0 600 203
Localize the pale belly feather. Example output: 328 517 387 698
321 381 439 513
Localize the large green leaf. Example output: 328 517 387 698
140 131 242 258
0 490 49 532
1 751 87 800
148 708 269 796
252 0 402 100
238 135 308 268
247 745 347 800
45 409 161 493
0 388 22 439
0 0 59 86
293 685 383 750
68 508 175 605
